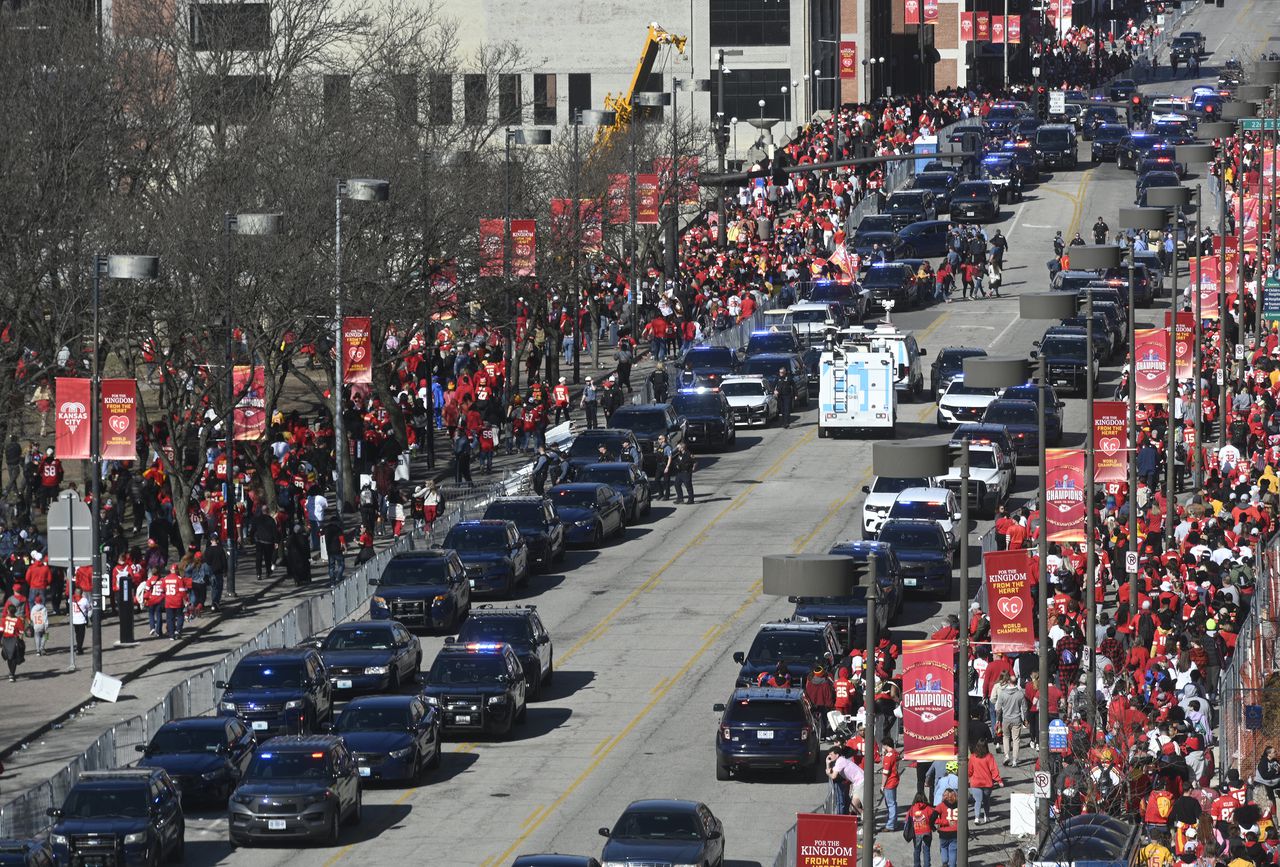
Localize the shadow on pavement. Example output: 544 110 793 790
423 749 479 784
538 669 594 702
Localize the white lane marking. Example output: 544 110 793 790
1022 224 1056 229
990 313 1022 349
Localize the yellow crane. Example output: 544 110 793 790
599 23 687 149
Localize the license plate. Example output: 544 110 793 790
251 721 269 731
336 679 352 690
455 714 472 724
469 579 476 588
267 820 286 831
757 730 774 740
358 766 371 777
904 578 918 587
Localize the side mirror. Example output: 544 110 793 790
861 485 871 494
918 348 928 356
1029 350 1039 359
709 829 723 840
214 681 229 690
368 577 379 586
787 595 799 603
713 703 726 713
537 635 550 645
732 651 745 665
135 744 147 753
598 828 611 839
47 808 62 819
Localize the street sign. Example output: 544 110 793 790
1216 369 1225 384
47 492 92 569
1240 118 1280 131
1236 344 1246 360
1246 705 1264 730
1264 279 1280 322
1125 551 1139 574
1049 91 1066 115
1033 770 1052 798
1048 718 1069 751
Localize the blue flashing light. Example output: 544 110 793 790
259 752 273 759
465 643 504 653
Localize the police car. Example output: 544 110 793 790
418 641 528 736
719 375 779 426
860 474 940 539
885 487 962 561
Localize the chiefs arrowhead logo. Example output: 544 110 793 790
108 415 131 435
1099 437 1121 456
997 595 1024 620
58 401 88 434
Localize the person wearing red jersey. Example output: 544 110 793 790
162 566 191 641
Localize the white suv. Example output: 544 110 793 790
936 376 1000 428
861 475 940 539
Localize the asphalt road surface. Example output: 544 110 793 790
175 2 1280 866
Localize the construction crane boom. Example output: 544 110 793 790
599 23 686 148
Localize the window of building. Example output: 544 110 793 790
429 74 452 126
322 74 350 124
392 73 417 127
533 73 556 125
567 73 591 120
191 74 269 125
498 73 521 124
464 73 487 125
189 2 270 51
709 0 790 46
711 67 790 123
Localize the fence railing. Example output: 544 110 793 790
0 467 530 838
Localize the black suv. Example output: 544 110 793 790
134 716 256 805
455 604 555 698
419 640 528 736
1035 326 1094 396
227 736 362 846
1089 123 1128 162
884 189 937 229
671 388 736 450
738 354 811 405
909 172 958 212
730 621 841 688
0 841 53 867
677 346 739 386
714 687 822 780
216 647 334 737
744 329 805 358
608 404 686 476
368 548 470 631
48 769 184 867
860 262 921 310
1034 124 1078 170
483 496 566 570
565 428 643 472
949 181 999 222
930 346 987 398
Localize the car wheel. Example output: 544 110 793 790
328 810 342 844
937 412 946 428
170 832 185 864
389 668 401 693
593 524 604 546
427 739 442 770
543 660 554 687
516 699 528 723
818 425 829 439
349 790 363 825
554 541 565 563
716 759 731 781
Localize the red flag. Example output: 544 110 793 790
341 316 373 384
1165 311 1195 380
905 0 920 25
901 640 956 761
100 379 138 462
478 218 504 277
1045 449 1087 543
510 219 536 277
1189 256 1222 319
960 12 974 40
636 173 660 225
796 813 857 866
975 11 990 40
232 365 266 441
839 41 857 78
1093 400 1128 484
984 549 1035 652
992 15 1005 42
607 174 630 224
923 0 938 22
1007 14 1021 42
55 377 92 460
1134 328 1170 404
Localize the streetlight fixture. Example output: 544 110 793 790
1251 65 1280 268
1193 122 1235 448
92 254 160 672
1222 102 1257 372
223 212 282 598
757 97 766 123
1177 143 1217 487
714 48 745 249
570 109 616 385
501 129 551 398
627 95 667 342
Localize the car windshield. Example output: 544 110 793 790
721 381 767 398
611 410 668 434
858 215 894 233
914 175 952 190
809 285 853 303
1088 108 1119 121
1001 386 1039 404
568 435 624 458
742 359 784 377
746 631 825 662
612 810 704 841
862 267 909 288
322 628 393 651
945 382 997 398
968 450 998 469
377 557 452 585
484 502 545 524
1041 337 1088 359
984 404 1038 424
577 466 634 487
1036 129 1071 145
335 705 412 732
986 106 1019 121
549 487 599 507
939 352 980 372
790 308 830 324
724 699 807 724
245 751 330 780
873 476 929 494
888 196 924 212
878 523 944 548
888 501 951 521
1094 126 1127 141
684 348 733 369
444 525 508 551
746 334 796 354
146 728 224 755
458 618 534 644
426 655 507 684
796 589 869 604
672 392 723 414
955 183 990 197
228 663 304 690
60 788 149 819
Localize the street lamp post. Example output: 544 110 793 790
1196 122 1235 449
667 79 710 281
1177 143 1218 487
502 128 551 401
571 110 617 386
631 93 669 343
1223 101 1257 380
334 178 389 516
222 212 282 599
92 254 160 673
714 49 744 249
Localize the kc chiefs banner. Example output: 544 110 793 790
607 174 630 224
992 15 1005 42
901 640 956 761
1133 328 1170 404
100 379 138 461
923 0 938 22
636 173 660 225
341 316 372 384
1165 311 1194 379
839 41 857 78
1007 15 1021 42
1189 256 1223 319
984 549 1035 652
960 12 974 40
905 0 920 25
232 365 266 441
510 219 536 277
55 377 92 460
975 11 990 40
796 813 857 867
478 218 504 277
1045 449 1086 543
1093 400 1128 484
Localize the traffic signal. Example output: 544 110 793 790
1036 88 1049 119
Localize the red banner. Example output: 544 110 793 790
580 200 603 253
991 15 1005 43
923 0 938 22
607 174 630 224
341 316 372 385
1165 311 1194 380
55 377 92 460
905 0 920 25
1007 14 1021 43
983 549 1035 652
960 12 974 40
636 173 660 225
1045 449 1086 543
232 365 266 442
100 379 137 461
478 218 504 277
1189 256 1223 319
901 639 956 761
796 813 857 867
975 11 990 40
510 219 536 277
654 157 701 205
1093 400 1128 484
1133 328 1170 404
839 41 857 78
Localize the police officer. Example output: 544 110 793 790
1093 216 1110 246
656 434 673 500
672 441 695 504
581 376 599 429
531 446 550 495
648 363 670 403
775 366 795 429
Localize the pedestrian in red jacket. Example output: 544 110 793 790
968 740 1003 823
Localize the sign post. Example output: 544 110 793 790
47 490 92 672
1049 90 1066 115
